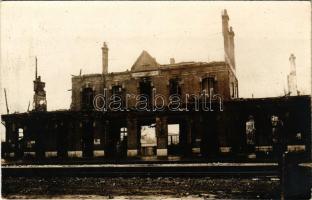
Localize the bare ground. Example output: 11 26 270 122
2 176 280 199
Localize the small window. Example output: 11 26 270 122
235 85 238 98
120 127 127 141
18 128 24 140
169 78 182 96
246 116 256 145
94 138 101 145
202 77 217 96
296 133 302 140
27 140 35 148
231 83 235 98
81 86 94 110
112 85 122 95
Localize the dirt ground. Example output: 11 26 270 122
2 176 280 199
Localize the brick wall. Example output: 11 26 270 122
71 62 236 111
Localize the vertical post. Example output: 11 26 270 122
103 120 110 157
82 119 94 158
280 152 287 200
4 122 11 158
35 120 45 159
4 89 9 114
156 116 168 157
200 115 208 157
127 116 138 157
35 56 38 79
92 119 105 157
207 112 219 158
194 115 203 155
179 120 188 156
183 118 194 157
59 120 72 158
11 122 18 158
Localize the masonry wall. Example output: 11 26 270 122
71 75 104 111
1 96 310 160
70 62 236 111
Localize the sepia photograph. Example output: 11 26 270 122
0 1 311 199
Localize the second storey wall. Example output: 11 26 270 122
71 63 236 111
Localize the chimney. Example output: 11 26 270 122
170 58 175 64
289 54 296 74
287 53 298 96
221 9 236 70
229 26 235 69
102 42 108 74
222 10 230 64
222 9 229 51
222 9 229 35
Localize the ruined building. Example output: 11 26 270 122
71 9 238 112
1 10 310 160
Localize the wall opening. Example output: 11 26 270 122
168 124 180 155
169 78 182 97
111 85 124 107
115 127 127 157
139 78 152 108
140 124 156 156
18 128 24 141
81 86 94 110
202 77 217 96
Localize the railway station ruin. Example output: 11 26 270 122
1 10 311 160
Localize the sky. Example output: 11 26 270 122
0 1 311 117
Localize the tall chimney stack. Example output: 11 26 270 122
287 54 298 96
221 9 236 70
229 26 235 69
102 42 108 74
222 9 229 59
289 54 296 73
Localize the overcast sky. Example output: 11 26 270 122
0 1 311 116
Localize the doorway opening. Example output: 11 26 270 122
168 124 180 155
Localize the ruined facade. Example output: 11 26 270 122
67 9 238 157
1 10 310 161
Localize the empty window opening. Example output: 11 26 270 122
246 115 256 147
120 127 128 141
231 82 235 98
139 78 152 108
169 78 182 96
168 124 180 145
114 127 128 157
202 77 217 96
81 86 94 110
27 140 35 148
140 125 156 156
167 124 181 156
18 128 24 140
94 138 101 145
112 85 122 95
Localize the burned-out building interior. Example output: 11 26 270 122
1 9 310 161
